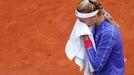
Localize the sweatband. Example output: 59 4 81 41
75 10 99 18
84 39 92 49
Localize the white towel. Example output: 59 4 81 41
65 19 96 75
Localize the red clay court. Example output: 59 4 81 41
0 0 134 75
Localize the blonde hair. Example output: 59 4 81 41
77 0 119 27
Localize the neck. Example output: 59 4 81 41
95 15 105 26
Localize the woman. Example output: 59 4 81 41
75 0 125 75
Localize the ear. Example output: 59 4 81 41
95 15 98 18
95 15 99 21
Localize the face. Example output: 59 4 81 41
78 16 97 26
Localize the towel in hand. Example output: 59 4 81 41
65 19 96 75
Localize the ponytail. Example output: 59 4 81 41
103 10 120 27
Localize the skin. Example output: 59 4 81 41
79 14 105 41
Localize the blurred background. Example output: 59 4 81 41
0 0 134 75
